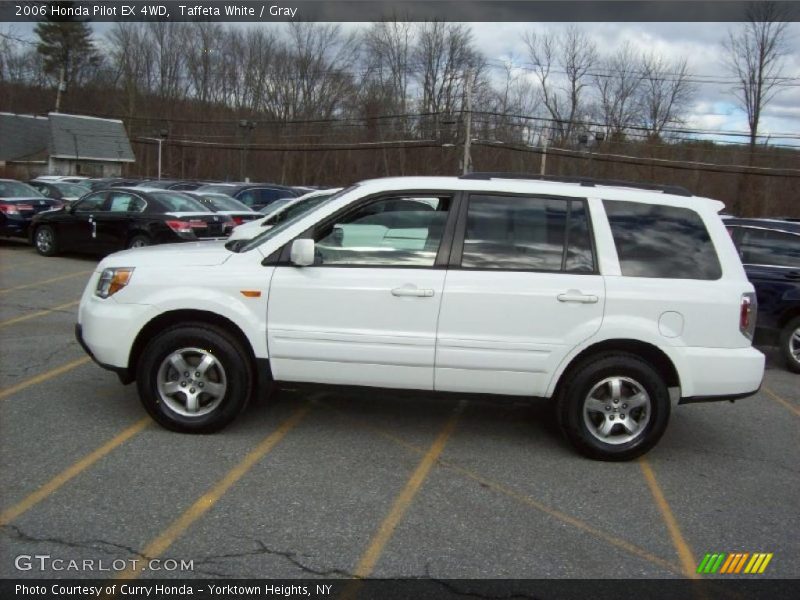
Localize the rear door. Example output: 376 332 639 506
435 193 604 396
101 191 148 251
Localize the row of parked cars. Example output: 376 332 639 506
0 176 338 255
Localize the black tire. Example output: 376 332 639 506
136 323 253 433
127 234 151 249
779 317 800 374
33 225 59 256
556 352 671 461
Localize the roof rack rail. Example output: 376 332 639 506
459 172 693 197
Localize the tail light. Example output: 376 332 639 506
165 220 193 234
232 216 244 226
740 292 757 340
0 203 20 215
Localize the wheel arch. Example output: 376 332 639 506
550 339 681 401
128 309 258 384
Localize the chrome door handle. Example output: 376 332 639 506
392 287 435 298
557 292 599 304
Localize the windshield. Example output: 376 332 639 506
151 191 210 213
234 187 355 253
0 180 45 198
197 193 251 212
54 182 89 197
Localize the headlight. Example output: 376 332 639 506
95 267 134 298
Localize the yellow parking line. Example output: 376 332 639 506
316 400 683 576
763 386 800 417
639 458 698 578
0 300 79 328
0 270 91 295
0 417 150 525
352 406 462 578
112 405 311 580
0 356 91 401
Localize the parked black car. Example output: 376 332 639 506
726 218 800 373
185 192 260 226
194 183 301 211
133 180 206 191
28 180 89 203
29 188 234 256
0 179 62 240
85 177 145 191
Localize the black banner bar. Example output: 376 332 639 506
2 1 800 23
2 579 799 600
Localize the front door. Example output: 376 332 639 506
435 192 605 396
267 193 456 390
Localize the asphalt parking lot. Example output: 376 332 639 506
0 240 798 584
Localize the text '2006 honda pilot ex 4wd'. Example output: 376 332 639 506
76 174 765 460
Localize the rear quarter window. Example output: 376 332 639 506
603 200 722 280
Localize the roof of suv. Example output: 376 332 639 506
356 176 724 211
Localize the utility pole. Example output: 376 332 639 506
239 120 256 181
540 133 549 176
54 64 66 112
461 69 473 175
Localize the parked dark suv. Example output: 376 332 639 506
726 218 800 373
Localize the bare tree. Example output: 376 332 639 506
593 42 643 140
523 26 597 144
638 53 694 139
723 1 790 148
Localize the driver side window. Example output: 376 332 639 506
314 195 451 267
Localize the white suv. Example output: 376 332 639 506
76 175 765 460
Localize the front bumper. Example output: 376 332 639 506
75 324 133 384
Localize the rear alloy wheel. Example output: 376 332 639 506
557 353 670 461
136 323 252 433
779 317 800 374
127 235 151 249
34 225 59 256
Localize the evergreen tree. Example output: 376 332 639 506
34 1 99 108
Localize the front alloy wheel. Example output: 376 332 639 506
34 226 58 256
136 323 252 433
156 348 227 417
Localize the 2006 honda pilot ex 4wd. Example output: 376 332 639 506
76 175 765 460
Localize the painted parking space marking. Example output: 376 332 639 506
0 417 150 525
0 270 91 295
0 356 91 401
111 405 311 581
763 386 800 417
639 458 699 579
0 299 79 328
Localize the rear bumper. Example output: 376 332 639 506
678 345 765 403
679 387 760 404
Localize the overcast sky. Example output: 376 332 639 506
6 20 799 146
465 22 800 146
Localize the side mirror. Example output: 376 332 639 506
290 238 315 267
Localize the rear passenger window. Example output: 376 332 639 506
461 195 594 272
739 229 800 268
604 200 721 280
